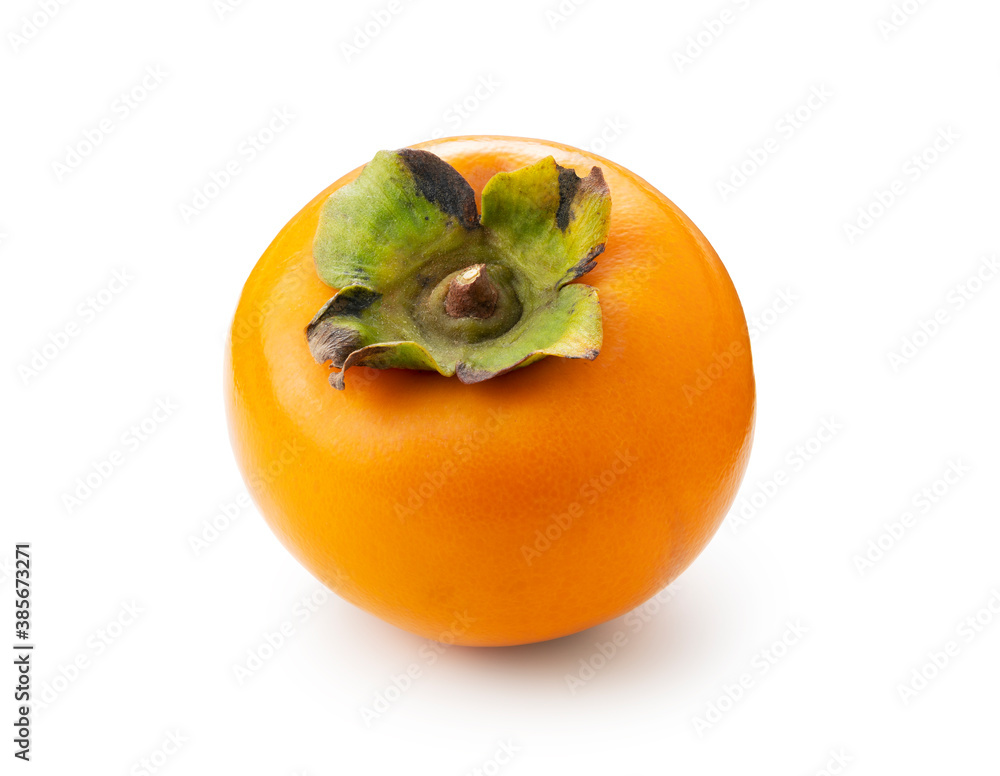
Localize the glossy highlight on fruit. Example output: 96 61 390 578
225 136 755 647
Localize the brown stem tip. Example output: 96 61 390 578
444 264 499 319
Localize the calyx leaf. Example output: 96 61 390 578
307 149 610 389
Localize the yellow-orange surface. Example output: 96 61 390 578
225 136 756 646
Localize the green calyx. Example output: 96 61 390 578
307 148 610 389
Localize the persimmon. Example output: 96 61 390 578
225 136 755 647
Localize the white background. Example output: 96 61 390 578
3 0 999 773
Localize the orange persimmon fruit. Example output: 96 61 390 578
225 135 755 647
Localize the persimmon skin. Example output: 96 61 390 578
225 136 755 647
